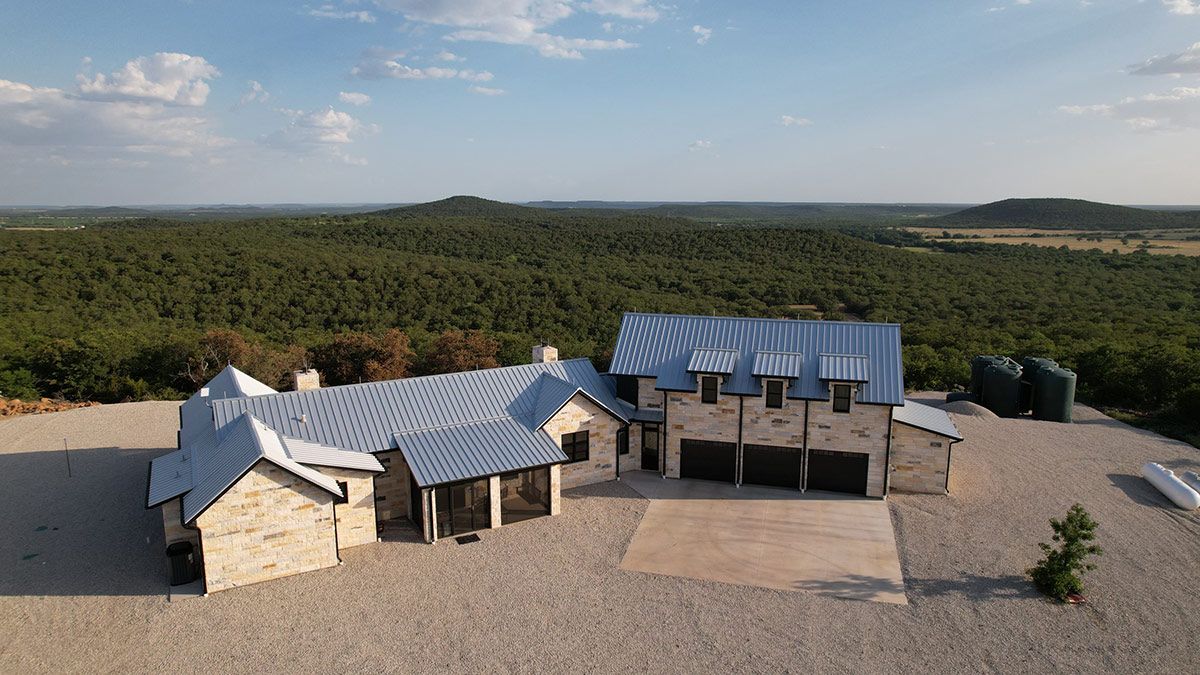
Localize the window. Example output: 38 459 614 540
765 380 784 409
701 376 719 404
562 430 590 463
832 384 853 413
617 427 629 455
334 481 349 505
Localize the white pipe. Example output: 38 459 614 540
1142 463 1200 510
1181 471 1200 495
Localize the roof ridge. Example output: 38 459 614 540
392 414 521 436
623 311 901 327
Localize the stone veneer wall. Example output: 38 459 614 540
889 423 951 494
314 466 379 549
161 497 197 547
664 383 739 479
637 377 662 409
741 380 806 449
621 423 642 474
549 464 562 515
196 460 338 593
805 384 891 497
373 450 411 521
543 394 624 489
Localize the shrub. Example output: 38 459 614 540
1027 503 1102 601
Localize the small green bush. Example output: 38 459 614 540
1027 503 1102 601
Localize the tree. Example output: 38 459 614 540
1027 503 1102 601
423 329 500 374
312 329 415 385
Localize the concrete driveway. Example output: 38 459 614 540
619 471 907 605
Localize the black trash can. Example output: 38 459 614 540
166 541 197 586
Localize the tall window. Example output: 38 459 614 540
562 430 590 463
701 376 718 404
833 384 853 413
765 380 784 409
617 427 629 455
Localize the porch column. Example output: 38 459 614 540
489 475 502 528
549 464 562 515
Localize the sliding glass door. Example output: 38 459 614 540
434 477 490 538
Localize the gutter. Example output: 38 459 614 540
883 406 895 498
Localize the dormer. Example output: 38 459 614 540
686 347 738 404
751 350 803 409
817 353 870 413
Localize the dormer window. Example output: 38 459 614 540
765 380 784 409
701 376 719 404
832 384 853 413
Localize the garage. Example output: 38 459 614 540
806 449 869 495
742 443 801 489
679 438 736 483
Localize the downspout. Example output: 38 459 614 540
736 396 744 487
616 424 623 481
944 440 957 494
800 400 810 492
332 497 343 564
883 406 895 498
661 390 668 479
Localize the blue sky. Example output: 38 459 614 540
1 0 1198 205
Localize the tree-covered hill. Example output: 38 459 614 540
939 198 1200 230
372 195 550 219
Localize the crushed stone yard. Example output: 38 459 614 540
1 397 1199 673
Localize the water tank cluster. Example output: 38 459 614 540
967 355 1076 422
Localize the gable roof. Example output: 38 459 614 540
396 417 568 488
893 400 963 441
209 358 627 454
529 372 626 430
179 365 276 448
608 313 905 405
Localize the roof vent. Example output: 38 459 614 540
299 413 308 424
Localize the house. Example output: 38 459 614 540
147 313 961 593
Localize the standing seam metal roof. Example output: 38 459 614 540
817 353 871 383
395 417 569 487
893 400 963 441
686 348 740 375
607 313 905 405
750 351 805 379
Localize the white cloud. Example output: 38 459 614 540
1060 87 1200 130
75 52 219 106
692 25 712 45
351 49 494 80
688 139 712 151
238 80 270 106
1129 42 1200 76
469 85 506 95
582 0 661 21
338 91 372 106
780 115 813 127
309 5 377 22
1163 0 1200 15
267 106 377 164
435 50 465 61
371 0 637 59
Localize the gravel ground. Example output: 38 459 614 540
1 397 1198 673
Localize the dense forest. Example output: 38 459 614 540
1 197 1197 442
938 198 1200 230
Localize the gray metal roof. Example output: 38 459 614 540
751 351 805 379
818 353 871 383
395 417 568 488
210 358 626 455
893 400 963 441
686 348 739 375
282 437 385 472
147 448 193 508
529 372 625 429
608 313 905 405
179 365 276 448
629 408 664 423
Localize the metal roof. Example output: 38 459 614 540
629 408 664 423
751 351 805 379
181 413 343 523
395 417 568 488
686 348 739 375
282 437 385 472
210 358 626 455
179 365 276 448
608 313 905 405
147 448 193 508
893 400 963 441
818 353 871 383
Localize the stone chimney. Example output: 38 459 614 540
293 368 320 392
532 343 558 364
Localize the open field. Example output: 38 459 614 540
905 226 1200 256
2 399 1199 673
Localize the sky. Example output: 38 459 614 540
0 0 1198 205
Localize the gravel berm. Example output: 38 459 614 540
1 397 1198 673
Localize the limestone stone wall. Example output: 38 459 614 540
488 475 502 529
373 450 411 521
543 394 624 489
805 384 891 497
621 423 642 474
637 377 662 410
741 384 806 449
161 497 197 547
549 464 562 515
889 423 951 494
196 460 338 593
664 384 739 479
314 466 378 549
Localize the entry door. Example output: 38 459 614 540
641 423 660 471
806 449 869 495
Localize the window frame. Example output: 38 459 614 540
700 375 719 404
765 380 784 409
832 384 853 413
617 426 629 455
561 430 590 463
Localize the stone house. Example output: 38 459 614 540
147 313 960 593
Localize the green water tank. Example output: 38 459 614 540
971 355 1009 402
1018 357 1058 413
982 361 1023 418
1032 366 1076 423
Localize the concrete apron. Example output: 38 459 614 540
619 470 907 605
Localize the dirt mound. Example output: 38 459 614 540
940 400 998 419
0 397 100 418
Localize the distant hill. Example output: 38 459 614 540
939 198 1200 230
373 196 551 219
634 203 827 219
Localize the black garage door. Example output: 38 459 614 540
680 439 736 483
742 444 801 489
806 449 869 495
